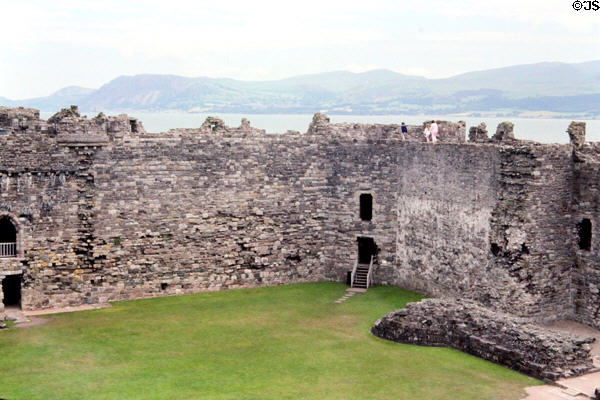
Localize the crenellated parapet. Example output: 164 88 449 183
0 106 48 134
0 105 145 146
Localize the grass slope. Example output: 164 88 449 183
0 283 539 399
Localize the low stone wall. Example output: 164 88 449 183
371 299 595 381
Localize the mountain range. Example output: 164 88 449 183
3 61 600 117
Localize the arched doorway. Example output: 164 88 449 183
0 216 17 257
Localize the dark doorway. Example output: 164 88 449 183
2 274 22 307
130 119 138 133
359 194 373 221
578 218 592 251
357 237 376 264
0 216 16 257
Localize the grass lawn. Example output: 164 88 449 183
0 283 539 399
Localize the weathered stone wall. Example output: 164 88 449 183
40 130 407 307
1 111 467 309
490 144 576 318
570 122 600 329
382 140 577 321
0 107 148 311
0 107 594 328
385 144 500 299
371 299 595 381
0 132 85 311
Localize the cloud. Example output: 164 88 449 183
430 0 599 30
1 0 388 51
0 0 598 98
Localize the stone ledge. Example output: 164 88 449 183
371 298 595 381
24 303 112 316
56 133 109 146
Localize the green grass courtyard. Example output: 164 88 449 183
0 283 539 399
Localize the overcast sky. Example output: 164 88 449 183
1 0 599 99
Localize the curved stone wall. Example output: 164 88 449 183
371 299 595 381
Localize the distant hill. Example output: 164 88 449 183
2 61 600 117
2 86 95 111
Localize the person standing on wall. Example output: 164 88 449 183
423 123 431 143
430 120 439 144
400 122 407 141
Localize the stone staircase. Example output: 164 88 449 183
351 264 370 289
334 255 374 304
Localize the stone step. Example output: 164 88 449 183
522 385 589 400
334 289 361 304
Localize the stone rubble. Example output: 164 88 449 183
372 298 595 381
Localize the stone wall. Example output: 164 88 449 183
0 107 595 328
33 128 408 307
380 140 577 321
490 144 576 318
570 122 600 329
371 299 595 381
387 143 499 300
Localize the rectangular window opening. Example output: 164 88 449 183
360 193 373 221
578 218 592 251
130 120 138 133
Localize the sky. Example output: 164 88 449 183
1 0 599 99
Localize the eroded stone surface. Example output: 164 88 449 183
372 299 595 381
569 122 586 149
468 122 488 142
0 107 597 341
493 121 515 141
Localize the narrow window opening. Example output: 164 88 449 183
578 218 592 251
161 283 168 291
490 243 501 256
0 216 16 257
129 120 138 133
521 244 529 254
359 194 373 221
2 274 22 308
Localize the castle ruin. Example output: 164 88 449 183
1 105 600 379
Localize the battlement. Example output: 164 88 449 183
0 105 145 145
0 105 532 144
